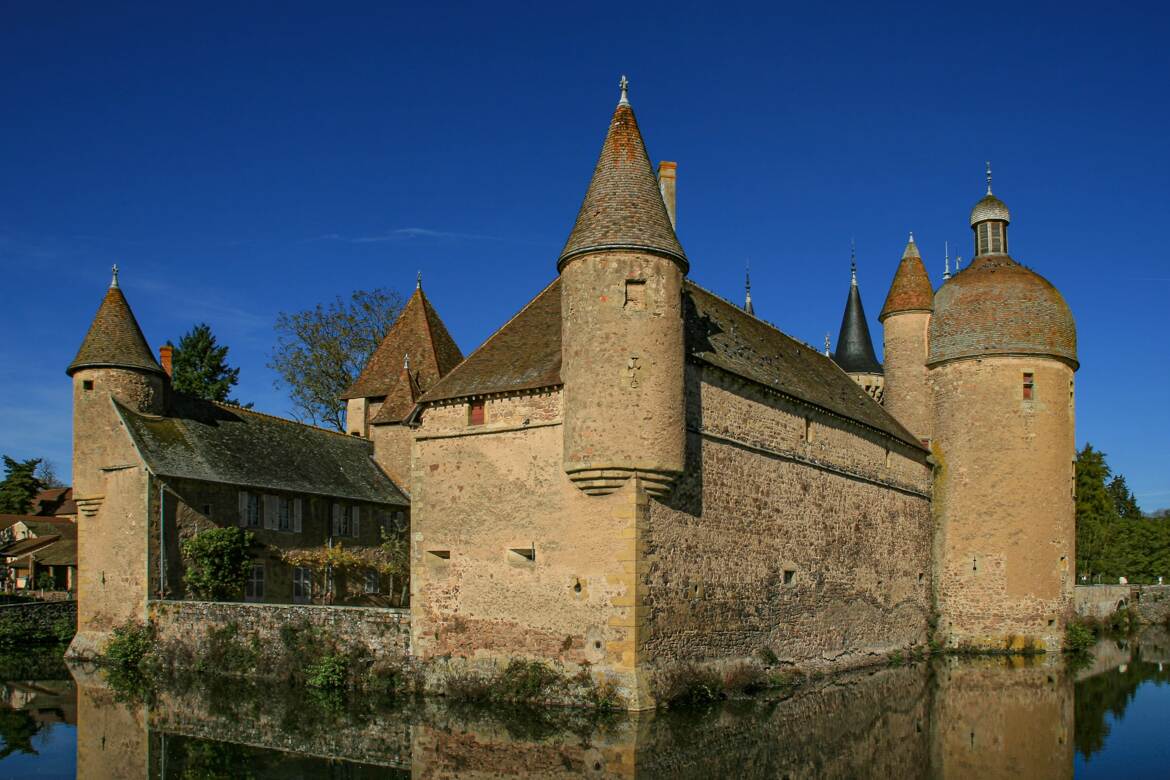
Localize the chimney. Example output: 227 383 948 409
657 161 677 229
159 345 173 377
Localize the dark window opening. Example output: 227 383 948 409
783 569 796 585
624 279 646 310
509 546 536 563
202 504 212 517
1022 372 1035 401
468 399 485 426
82 380 94 390
428 550 450 560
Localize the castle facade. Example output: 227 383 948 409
67 81 1077 708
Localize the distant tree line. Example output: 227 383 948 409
1076 444 1170 584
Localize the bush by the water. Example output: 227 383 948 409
1065 622 1096 653
181 528 255 600
103 620 155 673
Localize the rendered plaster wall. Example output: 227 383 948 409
931 356 1076 650
410 391 655 706
371 422 414 489
641 366 934 671
881 310 932 441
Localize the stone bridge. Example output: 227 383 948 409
1074 585 1170 623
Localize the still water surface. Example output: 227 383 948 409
1 629 1167 779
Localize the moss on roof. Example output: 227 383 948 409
115 394 407 504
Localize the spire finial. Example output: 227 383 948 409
824 333 831 357
955 254 962 271
744 260 755 315
416 270 422 290
110 264 119 289
986 160 993 195
850 239 857 286
618 75 630 106
944 241 951 280
404 352 410 371
909 231 915 244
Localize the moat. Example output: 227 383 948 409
2 630 1167 779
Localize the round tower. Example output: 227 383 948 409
66 267 167 499
559 78 686 498
929 168 1077 651
879 234 934 442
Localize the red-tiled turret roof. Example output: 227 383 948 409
67 273 163 377
880 237 934 320
558 83 687 272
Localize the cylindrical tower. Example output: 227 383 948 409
929 171 1077 651
879 234 934 443
559 79 686 498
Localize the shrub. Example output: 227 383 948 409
655 663 723 707
306 653 349 690
1065 622 1095 653
756 646 779 666
496 659 563 702
181 528 255 600
51 614 75 644
35 572 56 591
199 622 259 674
103 620 155 673
722 661 767 695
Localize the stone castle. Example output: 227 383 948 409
66 80 1077 708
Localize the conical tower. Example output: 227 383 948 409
831 246 884 402
559 76 686 498
929 167 1077 651
67 267 166 658
879 234 933 441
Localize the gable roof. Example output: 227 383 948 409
341 285 464 415
114 394 407 505
67 283 163 377
419 278 563 404
558 95 686 271
418 277 923 450
32 538 77 567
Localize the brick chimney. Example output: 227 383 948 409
159 345 173 377
657 161 677 229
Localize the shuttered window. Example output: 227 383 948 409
245 564 265 601
468 399 485 426
293 567 312 603
238 492 261 528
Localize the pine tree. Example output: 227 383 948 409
170 323 245 405
1075 444 1115 581
0 456 44 514
1108 475 1143 521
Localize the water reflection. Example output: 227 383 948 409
2 632 1167 778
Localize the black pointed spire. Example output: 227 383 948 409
832 252 882 375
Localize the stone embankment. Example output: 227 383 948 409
1074 585 1170 623
0 599 76 643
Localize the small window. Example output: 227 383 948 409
783 569 796 585
990 223 1003 253
468 399 485 426
803 418 813 444
364 569 380 594
202 504 212 517
978 222 990 255
245 564 265 601
293 567 312 604
624 279 646 310
243 493 261 528
428 550 450 560
82 380 94 391
508 546 536 564
277 497 292 531
1023 372 1035 401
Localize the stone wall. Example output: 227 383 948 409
931 356 1076 651
1075 584 1170 624
643 365 934 671
0 599 76 643
149 600 410 668
881 310 932 441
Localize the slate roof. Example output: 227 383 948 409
419 278 923 450
67 284 163 376
1 537 57 558
114 394 407 504
32 539 76 567
558 97 687 271
832 280 883 375
929 253 1077 368
341 286 464 424
880 238 934 320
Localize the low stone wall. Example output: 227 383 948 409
148 600 410 670
0 599 76 643
1074 585 1170 623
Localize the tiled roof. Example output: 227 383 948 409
114 394 407 505
832 281 883 375
341 286 464 420
370 369 421 424
929 253 1077 368
418 278 923 450
67 285 163 376
32 538 76 567
20 519 77 540
558 99 686 271
1 536 58 558
419 279 562 403
970 193 1011 226
880 240 934 320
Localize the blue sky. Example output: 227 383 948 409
2 3 1167 508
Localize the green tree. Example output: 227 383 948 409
269 288 404 431
1108 475 1143 521
181 528 255 601
170 323 244 405
0 456 43 514
1075 444 1115 581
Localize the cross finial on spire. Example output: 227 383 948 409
944 241 951 280
416 270 422 290
986 160 993 195
850 239 857 286
618 75 630 106
110 264 119 289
